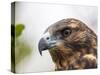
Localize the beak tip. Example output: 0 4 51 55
38 38 49 56
38 45 42 56
39 50 42 56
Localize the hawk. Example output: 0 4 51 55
38 18 97 70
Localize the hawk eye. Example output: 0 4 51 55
62 28 71 37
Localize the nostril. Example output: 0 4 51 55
46 37 49 40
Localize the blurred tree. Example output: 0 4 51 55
11 24 32 72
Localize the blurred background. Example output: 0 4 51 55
14 2 97 73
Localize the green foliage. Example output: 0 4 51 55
11 24 32 68
15 24 25 37
15 40 32 65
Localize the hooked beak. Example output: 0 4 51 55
38 32 56 55
38 38 48 55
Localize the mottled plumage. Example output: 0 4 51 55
38 18 97 71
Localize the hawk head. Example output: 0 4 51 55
38 18 97 56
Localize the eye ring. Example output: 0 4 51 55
62 28 71 37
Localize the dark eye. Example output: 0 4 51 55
62 28 71 37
